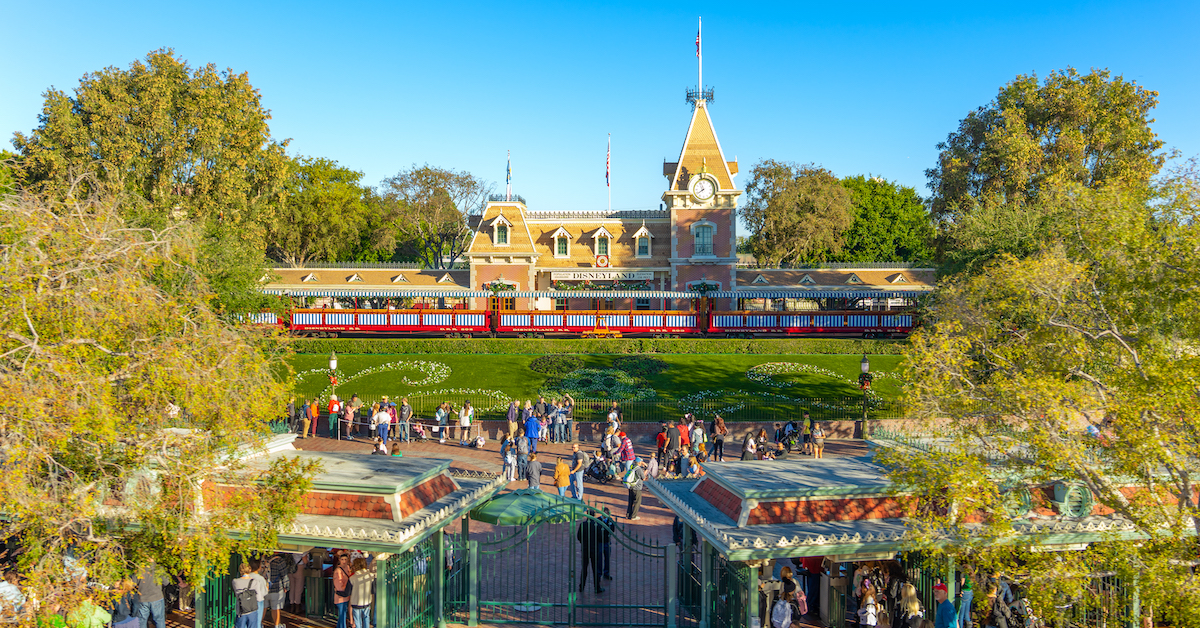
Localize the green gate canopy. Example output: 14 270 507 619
470 488 585 525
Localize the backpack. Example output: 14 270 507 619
771 599 792 628
517 438 530 455
236 585 257 617
622 466 639 489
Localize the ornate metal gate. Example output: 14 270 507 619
447 502 673 626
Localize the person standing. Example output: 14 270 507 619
599 508 616 581
665 421 682 473
544 400 559 443
264 552 293 628
553 457 571 497
435 402 449 444
526 453 543 490
231 563 259 628
248 559 268 628
332 553 352 628
802 411 814 455
516 428 530 480
349 558 375 628
616 432 635 473
552 400 567 443
741 430 757 461
563 394 575 442
373 404 391 444
533 396 549 422
506 401 519 441
386 400 399 442
500 433 517 481
328 395 343 439
569 443 587 500
459 400 474 446
576 517 605 594
286 397 296 433
349 394 364 436
398 398 413 443
626 458 647 521
959 571 974 628
307 398 320 439
133 558 166 628
288 554 307 615
933 583 958 628
524 410 541 454
812 423 826 459
711 416 728 462
655 425 669 468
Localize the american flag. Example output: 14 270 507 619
696 28 701 57
606 135 610 187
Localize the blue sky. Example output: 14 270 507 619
3 0 1197 218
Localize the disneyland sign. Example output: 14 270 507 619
550 271 654 281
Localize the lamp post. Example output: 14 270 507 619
859 354 871 438
329 351 339 439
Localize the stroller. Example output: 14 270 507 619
410 421 429 442
585 451 618 484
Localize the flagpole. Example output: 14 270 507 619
607 134 611 212
506 150 511 201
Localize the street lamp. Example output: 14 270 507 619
859 354 871 436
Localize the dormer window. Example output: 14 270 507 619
887 273 909 284
632 222 654 258
391 274 409 283
591 226 615 257
799 274 816 285
438 273 454 284
551 226 571 258
752 274 769 285
301 273 319 283
489 213 513 247
846 273 863 285
347 273 364 282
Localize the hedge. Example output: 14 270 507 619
282 337 907 355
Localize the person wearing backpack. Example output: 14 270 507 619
516 428 531 480
893 583 924 628
232 562 262 628
624 458 647 520
984 585 1015 628
770 591 793 628
616 432 635 473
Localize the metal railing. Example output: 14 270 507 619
488 193 527 204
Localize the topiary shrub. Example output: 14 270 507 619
612 355 668 378
529 354 584 376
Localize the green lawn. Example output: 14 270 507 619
287 353 903 422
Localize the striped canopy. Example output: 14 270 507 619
261 289 489 297
709 290 929 299
494 291 695 299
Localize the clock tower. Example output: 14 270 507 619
663 97 741 301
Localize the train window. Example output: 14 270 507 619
635 298 651 310
554 298 567 311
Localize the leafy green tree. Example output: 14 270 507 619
878 175 1200 624
829 175 934 263
0 150 22 196
0 193 317 617
12 48 291 228
379 165 491 269
926 68 1167 224
742 161 854 267
266 157 382 266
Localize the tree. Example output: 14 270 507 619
12 48 290 229
0 150 22 196
266 157 378 267
0 193 316 616
741 161 854 267
830 175 934 263
926 68 1167 224
380 165 491 269
878 175 1200 624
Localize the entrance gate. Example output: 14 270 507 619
447 502 678 627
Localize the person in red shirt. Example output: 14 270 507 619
655 425 669 468
327 395 343 438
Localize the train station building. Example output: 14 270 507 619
261 97 934 315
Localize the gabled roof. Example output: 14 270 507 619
668 101 735 191
346 273 364 282
590 225 614 240
438 273 455 283
550 225 572 239
466 201 539 255
301 273 319 283
632 221 654 239
752 274 769 284
846 273 863 284
886 273 909 284
391 274 409 283
489 212 513 227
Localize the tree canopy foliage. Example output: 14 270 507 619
13 48 290 228
831 176 934 263
879 169 1200 623
0 193 316 616
266 157 386 267
380 165 491 269
926 68 1166 224
741 161 854 267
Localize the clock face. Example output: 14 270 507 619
693 178 715 200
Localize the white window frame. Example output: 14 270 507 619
551 226 572 258
632 223 654 258
591 225 615 257
690 220 717 257
489 213 513 247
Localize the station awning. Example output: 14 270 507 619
494 291 696 299
261 289 490 297
709 290 929 299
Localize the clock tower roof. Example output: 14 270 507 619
665 101 737 192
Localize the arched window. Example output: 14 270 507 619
694 224 714 256
496 224 508 245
